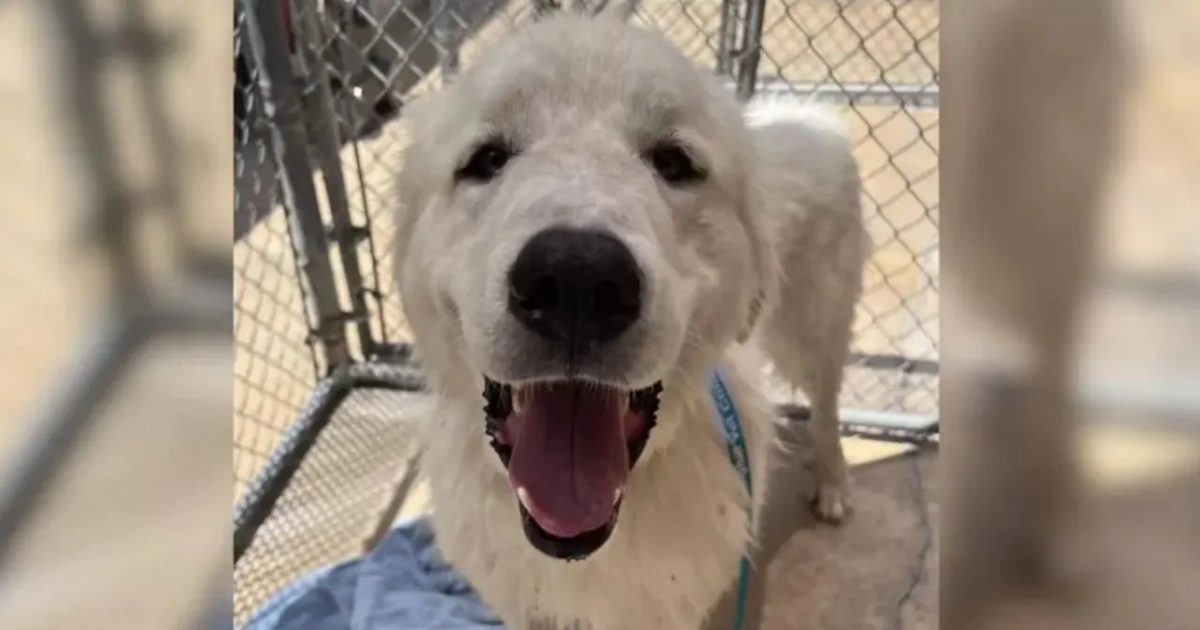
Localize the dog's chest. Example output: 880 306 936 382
426 417 755 629
437 480 747 630
420 366 775 629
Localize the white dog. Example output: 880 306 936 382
393 9 867 629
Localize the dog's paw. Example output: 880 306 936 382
811 482 849 524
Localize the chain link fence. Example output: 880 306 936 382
233 0 939 623
753 0 940 420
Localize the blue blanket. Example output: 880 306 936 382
245 518 504 629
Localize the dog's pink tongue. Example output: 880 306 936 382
508 383 628 539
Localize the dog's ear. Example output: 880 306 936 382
735 178 779 344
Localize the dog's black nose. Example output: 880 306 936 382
507 228 642 348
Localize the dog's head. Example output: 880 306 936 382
394 12 775 561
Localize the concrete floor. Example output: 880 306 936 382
761 450 937 629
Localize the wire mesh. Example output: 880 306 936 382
233 382 425 624
235 2 322 499
754 0 940 416
232 0 940 620
232 0 940 498
241 0 940 415
302 0 536 345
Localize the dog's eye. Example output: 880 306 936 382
645 143 705 185
457 142 514 183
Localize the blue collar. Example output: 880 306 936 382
707 369 753 630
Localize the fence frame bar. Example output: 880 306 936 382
293 1 380 359
715 0 742 77
233 362 425 563
734 0 767 100
246 0 352 370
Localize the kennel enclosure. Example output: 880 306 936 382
233 0 940 624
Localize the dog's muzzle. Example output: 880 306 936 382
480 227 662 560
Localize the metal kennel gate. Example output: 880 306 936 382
233 0 939 623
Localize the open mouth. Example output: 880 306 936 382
483 377 662 561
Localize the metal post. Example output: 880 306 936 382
0 317 142 572
294 1 378 358
735 0 766 101
715 0 740 77
44 0 143 304
117 0 191 264
246 0 352 369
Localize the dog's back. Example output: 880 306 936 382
743 95 869 522
744 96 865 246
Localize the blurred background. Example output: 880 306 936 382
942 0 1200 627
0 0 1194 628
0 1 231 628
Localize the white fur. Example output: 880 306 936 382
743 95 850 139
393 12 868 630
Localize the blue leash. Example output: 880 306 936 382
707 369 753 630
